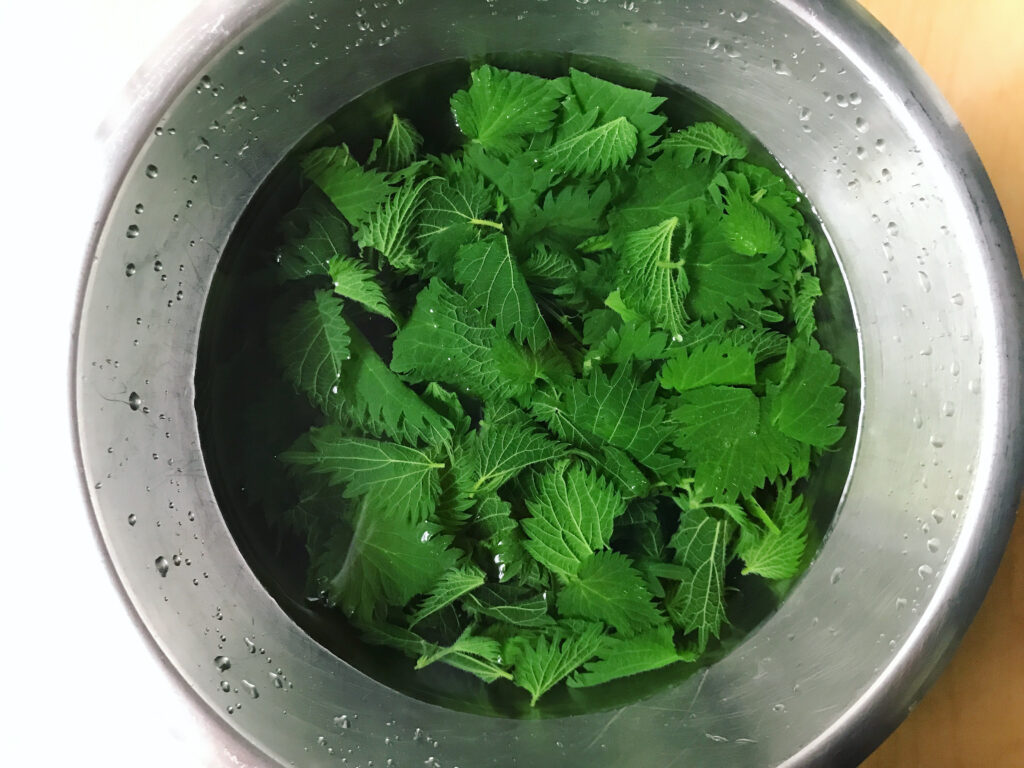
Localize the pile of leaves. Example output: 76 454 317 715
271 65 846 706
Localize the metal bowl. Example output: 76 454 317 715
73 0 1024 765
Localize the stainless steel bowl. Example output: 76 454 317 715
74 0 1024 765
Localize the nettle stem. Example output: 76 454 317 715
470 218 504 232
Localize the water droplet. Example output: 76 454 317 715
242 680 259 698
917 564 934 580
886 221 899 237
926 538 941 553
881 168 892 182
835 93 849 108
917 271 932 293
155 556 169 577
126 224 140 239
772 703 786 713
134 203 145 214
145 164 159 179
335 715 351 729
731 9 749 22
128 392 142 410
706 37 720 51
830 567 844 585
940 401 955 418
855 117 869 133
154 260 163 272
214 655 231 671
220 680 231 692
912 410 923 429
125 263 136 276
849 92 862 105
929 435 944 448
771 59 792 76
950 292 964 306
799 106 812 121
895 597 907 611
705 733 729 743
244 636 257 654
875 138 886 151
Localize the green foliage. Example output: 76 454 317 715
268 64 847 705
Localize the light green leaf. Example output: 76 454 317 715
568 68 667 154
722 198 783 257
356 178 434 271
328 256 394 320
453 234 551 349
666 510 730 648
459 408 565 495
767 340 845 448
521 463 626 579
302 145 393 228
557 551 664 634
416 625 512 682
508 621 604 705
661 122 748 160
451 65 567 157
568 625 693 688
658 341 756 392
409 564 487 627
545 116 638 177
273 290 350 407
282 429 445 525
617 216 689 334
380 114 423 171
792 273 822 339
737 485 810 580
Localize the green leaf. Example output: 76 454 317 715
451 65 567 157
508 621 604 705
328 255 395 320
459 409 565 495
357 620 432 658
334 332 453 446
617 216 689 334
273 290 350 406
521 463 626 579
658 341 756 392
453 234 552 348
520 182 612 249
545 116 638 177
313 509 457 621
685 206 780 321
558 366 674 467
557 551 664 634
661 122 748 160
302 145 393 227
380 114 423 171
283 429 445 525
767 340 846 448
391 278 510 399
737 485 810 580
275 190 353 281
568 68 667 154
416 625 512 683
355 178 433 271
464 588 556 628
418 171 500 269
568 625 693 688
666 510 730 648
722 198 783 257
609 154 718 234
585 320 669 369
409 564 487 626
792 273 822 339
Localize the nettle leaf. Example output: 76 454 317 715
658 341 756 392
521 463 626 579
666 509 730 648
283 429 445 525
419 171 501 269
610 154 718 234
737 485 810 580
416 625 512 683
568 68 667 154
356 178 434 271
661 122 748 160
409 564 487 627
328 256 394 320
617 216 689 334
568 624 693 688
520 182 612 249
460 410 565 495
545 116 638 177
391 278 509 399
335 333 453 446
508 621 604 705
792 273 822 339
302 145 393 228
722 198 783 257
557 551 664 634
453 234 552 348
380 114 423 171
273 290 350 406
314 509 457 622
685 206 780 321
276 190 354 281
464 588 556 628
585 320 669 369
767 340 845 448
559 365 674 467
451 65 567 157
